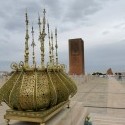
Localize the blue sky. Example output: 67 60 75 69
0 0 125 73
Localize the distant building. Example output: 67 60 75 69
107 68 113 75
69 38 85 75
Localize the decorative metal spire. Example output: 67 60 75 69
38 9 46 68
55 28 58 65
31 25 36 67
38 13 41 35
51 31 54 64
42 9 46 34
47 23 52 63
24 10 29 68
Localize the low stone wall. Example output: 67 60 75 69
70 75 97 84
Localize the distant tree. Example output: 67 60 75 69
92 72 104 76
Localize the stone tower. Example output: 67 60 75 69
69 38 85 75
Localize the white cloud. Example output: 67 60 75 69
0 0 125 73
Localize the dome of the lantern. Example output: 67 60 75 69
0 66 77 111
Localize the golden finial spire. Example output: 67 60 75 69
31 25 36 67
55 28 58 65
24 9 29 68
38 9 46 68
51 31 54 64
47 22 52 63
43 9 46 32
38 13 41 35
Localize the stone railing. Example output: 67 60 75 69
69 75 97 84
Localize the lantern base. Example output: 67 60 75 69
4 100 70 125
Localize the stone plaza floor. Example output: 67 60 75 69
0 76 125 124
72 76 125 117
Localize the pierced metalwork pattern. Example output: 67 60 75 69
36 71 50 110
47 71 57 107
0 69 77 111
19 71 36 110
49 71 69 104
61 72 77 96
58 71 77 97
9 71 23 110
54 71 70 95
0 72 20 105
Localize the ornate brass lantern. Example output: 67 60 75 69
0 9 77 124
